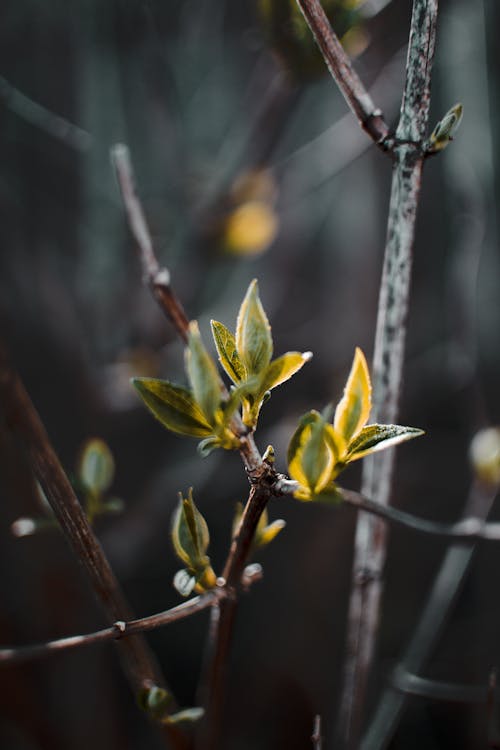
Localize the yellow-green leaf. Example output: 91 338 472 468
164 707 204 726
288 411 335 497
133 378 213 437
137 686 172 720
185 321 222 426
171 489 210 568
235 279 273 376
334 347 372 443
256 518 286 547
78 438 115 494
428 103 463 153
346 423 424 462
211 320 246 383
260 351 313 392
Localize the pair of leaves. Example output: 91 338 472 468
212 279 312 427
232 502 285 552
288 348 424 500
171 489 217 597
133 322 241 456
137 686 204 726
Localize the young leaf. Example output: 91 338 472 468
235 279 273 376
211 320 246 383
288 411 335 499
428 103 463 152
346 423 424 461
78 439 115 495
260 351 313 392
334 348 372 443
185 321 222 427
133 378 213 437
164 707 205 726
137 685 172 720
173 569 197 597
171 489 210 569
256 518 286 548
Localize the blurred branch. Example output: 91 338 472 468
0 564 263 667
361 478 498 749
392 668 499 703
312 715 323 749
0 341 185 750
295 0 391 148
0 74 92 151
337 1 439 746
111 144 190 343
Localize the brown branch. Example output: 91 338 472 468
198 476 274 750
111 144 190 343
337 1 439 746
0 342 186 750
295 0 391 148
0 564 263 667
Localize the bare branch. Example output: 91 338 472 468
111 144 190 343
362 478 498 749
295 0 391 148
312 715 323 750
338 1 439 746
392 667 497 703
0 565 263 668
0 342 186 750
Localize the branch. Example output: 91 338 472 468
295 0 391 148
361 478 498 749
0 342 185 750
198 477 274 750
312 715 323 750
337 1 439 746
0 564 263 667
111 144 190 343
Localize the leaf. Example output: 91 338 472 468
78 439 115 494
164 707 205 726
173 569 197 597
171 489 210 568
137 686 172 720
235 279 273 376
133 378 213 437
256 519 286 548
288 411 335 497
197 436 222 457
428 103 463 152
334 347 372 444
346 423 424 461
185 321 222 427
260 351 313 392
211 320 246 383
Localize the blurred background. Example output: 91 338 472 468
1 0 500 747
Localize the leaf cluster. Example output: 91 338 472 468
171 489 217 597
288 348 424 500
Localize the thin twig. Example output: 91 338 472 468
336 1 439 746
0 342 186 750
111 144 190 343
392 668 499 704
0 565 263 667
199 477 275 750
362 479 498 749
295 0 391 148
312 715 323 749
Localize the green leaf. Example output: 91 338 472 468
171 489 210 568
334 347 372 444
428 103 463 152
197 436 222 457
288 411 336 498
133 378 213 437
211 320 246 383
78 439 115 494
346 423 424 461
256 518 286 548
137 686 172 720
164 707 205 726
260 351 312 392
185 321 222 427
235 279 273 376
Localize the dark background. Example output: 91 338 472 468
1 0 500 748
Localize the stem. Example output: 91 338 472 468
0 565 263 667
361 479 498 749
295 0 391 148
0 343 185 750
111 144 190 343
337 2 439 746
312 715 323 750
198 481 273 750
